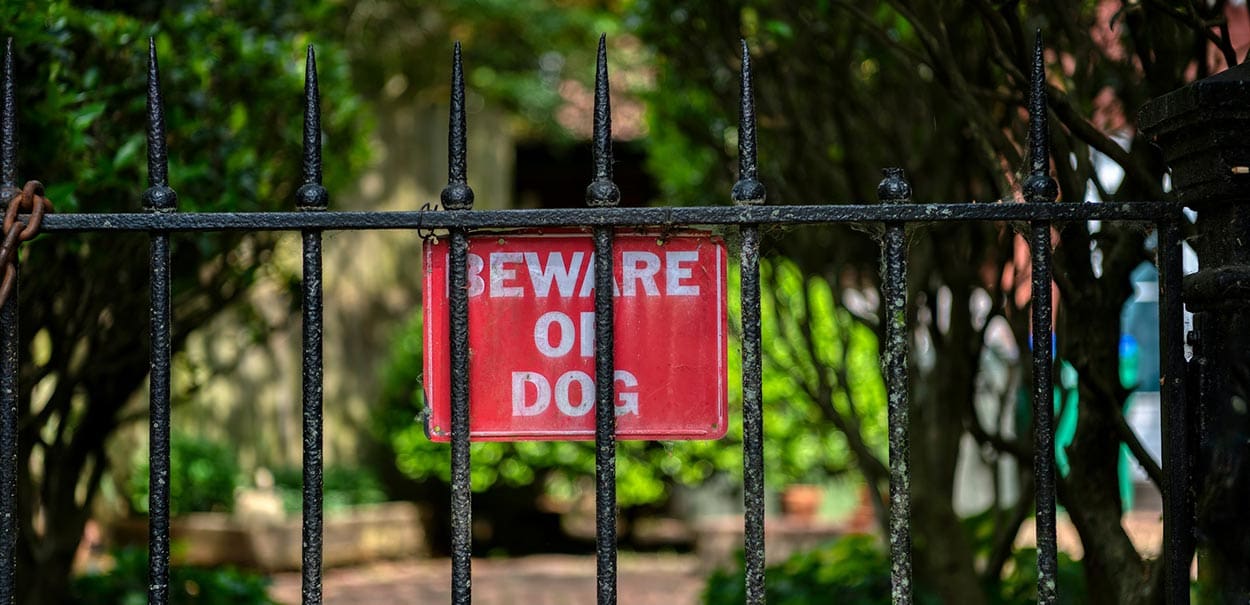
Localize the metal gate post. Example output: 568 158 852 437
1141 62 1250 602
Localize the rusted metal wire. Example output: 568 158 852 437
0 180 52 309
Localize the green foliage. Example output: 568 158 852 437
127 434 389 517
128 433 240 515
637 79 722 205
992 548 1087 605
959 509 1087 604
377 254 885 507
703 535 914 605
749 256 886 483
3 1 367 215
70 548 275 605
271 465 388 514
703 536 1087 605
7 2 369 599
346 0 625 141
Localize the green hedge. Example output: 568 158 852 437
71 548 275 605
271 465 387 515
128 434 240 515
703 535 1088 605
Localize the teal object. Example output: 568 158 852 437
1021 335 1141 512
1117 335 1141 511
1053 360 1079 480
1042 262 1160 513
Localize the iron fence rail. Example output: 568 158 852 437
877 168 913 604
1025 40 1061 604
0 31 1195 605
732 40 768 605
1158 218 1191 604
0 299 13 601
142 38 175 604
588 36 623 605
297 46 329 605
0 40 15 605
31 203 1173 232
445 43 474 605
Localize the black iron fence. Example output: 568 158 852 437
0 31 1195 605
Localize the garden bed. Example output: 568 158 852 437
107 501 426 571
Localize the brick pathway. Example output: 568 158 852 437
269 554 705 605
268 512 1171 603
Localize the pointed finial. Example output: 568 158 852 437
441 41 474 210
586 33 620 207
1023 29 1057 204
877 167 912 204
296 45 328 210
2 38 17 196
143 37 177 211
732 39 766 206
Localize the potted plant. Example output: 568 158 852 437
780 483 824 522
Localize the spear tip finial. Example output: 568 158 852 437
1023 29 1057 203
586 33 620 207
732 39 765 206
142 37 177 210
296 43 328 209
441 40 474 210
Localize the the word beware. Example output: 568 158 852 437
423 230 728 441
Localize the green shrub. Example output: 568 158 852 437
271 465 388 515
703 535 1087 605
128 434 241 515
703 535 916 605
993 548 1087 605
71 548 275 605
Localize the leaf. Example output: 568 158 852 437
71 101 107 131
112 133 143 170
764 19 795 40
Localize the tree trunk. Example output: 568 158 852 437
909 258 988 605
1057 261 1160 604
17 513 82 605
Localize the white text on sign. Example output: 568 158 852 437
458 250 702 298
455 250 699 420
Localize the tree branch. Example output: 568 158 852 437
1147 0 1240 67
1047 90 1166 200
